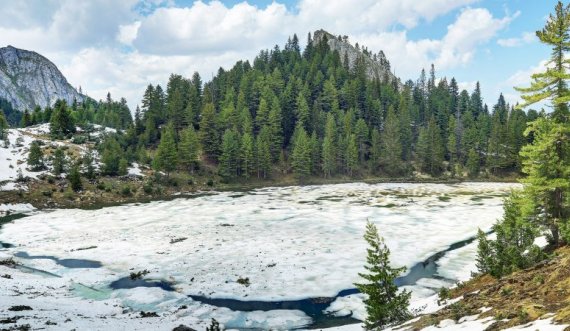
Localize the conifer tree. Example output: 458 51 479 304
416 117 444 176
370 129 381 173
0 111 7 140
381 107 404 176
118 158 128 176
322 113 337 177
515 1 570 245
101 137 122 176
83 149 96 179
52 147 66 176
50 100 76 139
240 132 255 178
20 109 32 127
466 148 480 178
291 126 311 179
153 124 178 177
268 97 283 160
345 134 358 176
515 1 570 121
68 162 83 192
219 129 240 180
27 141 45 171
199 103 219 160
256 128 272 178
355 221 411 329
178 126 200 173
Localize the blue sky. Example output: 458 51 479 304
0 0 558 110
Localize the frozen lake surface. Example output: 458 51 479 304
0 182 519 330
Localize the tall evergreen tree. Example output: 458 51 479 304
219 129 240 180
381 107 404 176
322 113 337 177
50 100 76 139
240 132 255 178
199 103 219 160
153 124 178 177
355 221 411 330
291 126 311 179
178 126 200 173
27 141 45 171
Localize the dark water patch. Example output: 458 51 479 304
14 252 102 268
0 213 28 248
110 277 175 291
188 233 483 329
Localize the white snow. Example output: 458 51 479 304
0 182 520 330
0 203 35 216
128 162 144 176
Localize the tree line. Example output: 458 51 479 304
4 28 543 184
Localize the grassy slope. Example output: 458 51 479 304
408 246 570 330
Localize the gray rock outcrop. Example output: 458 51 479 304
312 29 399 85
0 45 85 111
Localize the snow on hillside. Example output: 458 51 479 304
0 123 141 192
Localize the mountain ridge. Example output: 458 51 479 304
0 45 85 112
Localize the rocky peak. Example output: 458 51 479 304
0 45 85 111
312 29 398 85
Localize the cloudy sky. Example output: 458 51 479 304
0 0 556 110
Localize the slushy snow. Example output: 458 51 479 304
0 182 521 330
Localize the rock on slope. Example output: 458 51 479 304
313 29 398 84
0 45 85 111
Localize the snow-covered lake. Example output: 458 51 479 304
0 182 519 330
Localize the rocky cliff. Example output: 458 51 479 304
0 46 85 111
313 29 398 85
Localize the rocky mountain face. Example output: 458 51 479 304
313 29 398 84
0 46 85 111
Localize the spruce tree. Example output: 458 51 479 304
52 147 67 176
466 148 480 178
153 124 178 177
199 103 219 160
101 137 122 176
50 100 76 139
240 132 255 178
322 113 337 178
256 128 272 178
345 134 358 176
381 107 404 176
219 129 240 180
291 126 311 179
355 221 411 329
27 141 45 171
68 163 83 192
268 97 283 160
0 111 8 140
178 126 200 173
83 149 96 179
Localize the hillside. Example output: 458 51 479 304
0 46 85 112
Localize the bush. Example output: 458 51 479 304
121 185 132 196
207 179 214 187
143 181 153 194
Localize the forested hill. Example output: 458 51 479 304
6 29 541 185
133 29 537 181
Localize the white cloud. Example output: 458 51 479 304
0 0 518 110
133 1 292 55
351 8 515 80
117 21 142 45
497 31 535 47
